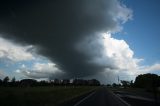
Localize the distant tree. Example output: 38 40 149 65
112 83 118 87
0 79 2 86
0 76 101 87
3 76 9 86
130 80 134 87
20 79 37 87
11 77 16 82
10 77 16 86
73 79 86 86
158 76 160 87
88 79 100 86
54 79 61 85
121 80 131 88
107 84 111 87
3 76 9 83
39 80 49 86
62 79 70 85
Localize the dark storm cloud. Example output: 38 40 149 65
0 0 131 78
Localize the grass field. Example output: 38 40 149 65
0 86 98 106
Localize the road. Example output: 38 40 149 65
62 87 159 106
114 90 160 106
62 87 129 106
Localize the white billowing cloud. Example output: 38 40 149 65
77 32 160 81
0 37 34 61
102 33 142 71
16 69 21 73
113 1 133 23
108 0 133 32
77 33 141 72
144 63 160 72
21 64 26 68
32 63 59 73
102 33 160 77
0 36 63 79
17 62 63 79
135 63 160 75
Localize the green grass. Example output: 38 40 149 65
0 86 98 106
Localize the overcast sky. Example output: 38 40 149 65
0 0 160 84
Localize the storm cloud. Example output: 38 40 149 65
0 0 132 79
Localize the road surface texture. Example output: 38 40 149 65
62 87 129 106
62 87 160 106
114 90 160 106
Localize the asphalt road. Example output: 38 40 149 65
62 87 160 106
114 90 160 106
62 87 129 106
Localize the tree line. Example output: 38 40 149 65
109 73 160 91
0 76 100 87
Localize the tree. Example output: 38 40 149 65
11 77 16 82
20 79 37 87
121 80 131 88
3 76 9 83
0 79 2 86
112 83 118 87
3 76 9 86
10 77 16 86
134 73 160 90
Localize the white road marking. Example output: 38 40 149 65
116 94 154 102
111 91 131 106
74 91 96 106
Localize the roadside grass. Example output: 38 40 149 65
0 86 98 106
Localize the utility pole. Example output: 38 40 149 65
118 75 120 84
